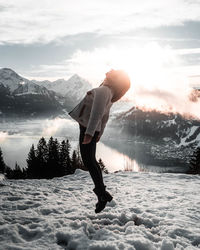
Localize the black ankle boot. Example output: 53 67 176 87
103 190 113 202
95 197 107 213
93 187 113 213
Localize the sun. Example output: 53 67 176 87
94 42 183 102
68 42 199 116
70 42 181 90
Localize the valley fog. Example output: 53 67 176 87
0 118 138 173
0 117 188 173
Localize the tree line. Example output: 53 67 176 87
0 136 108 179
186 146 200 174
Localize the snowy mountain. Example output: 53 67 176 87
105 107 200 166
13 81 54 97
0 68 56 97
0 67 24 92
32 74 93 112
112 107 200 145
33 74 92 101
0 169 199 249
0 68 63 118
110 99 135 118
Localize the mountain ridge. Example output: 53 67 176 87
32 73 92 99
0 68 64 118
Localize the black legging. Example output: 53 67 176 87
79 123 105 191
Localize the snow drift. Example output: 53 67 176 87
0 169 199 249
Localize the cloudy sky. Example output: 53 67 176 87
0 0 200 89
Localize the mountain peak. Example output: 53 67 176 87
0 67 22 79
69 74 84 81
72 73 80 78
67 74 92 86
0 67 15 72
68 74 81 81
0 67 18 74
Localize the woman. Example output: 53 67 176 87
68 69 131 213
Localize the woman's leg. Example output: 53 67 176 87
95 159 104 183
79 124 105 191
79 124 113 213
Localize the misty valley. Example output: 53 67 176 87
0 68 200 175
0 117 194 174
0 118 138 173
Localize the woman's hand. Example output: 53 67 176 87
82 134 93 144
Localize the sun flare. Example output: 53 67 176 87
69 42 184 94
68 42 200 117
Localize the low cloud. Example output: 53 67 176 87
135 86 200 118
0 132 8 143
41 118 78 137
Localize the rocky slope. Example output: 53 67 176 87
113 107 200 145
107 107 200 166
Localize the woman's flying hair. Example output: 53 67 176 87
99 69 131 102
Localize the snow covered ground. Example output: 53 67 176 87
0 169 200 250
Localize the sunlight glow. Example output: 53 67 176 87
0 132 8 143
69 42 183 93
41 118 69 137
97 142 140 172
68 42 200 117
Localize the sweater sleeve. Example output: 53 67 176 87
85 87 110 137
98 108 110 138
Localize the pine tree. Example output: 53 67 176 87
98 158 109 174
54 138 61 176
0 147 6 174
26 144 37 178
188 147 200 174
5 166 13 179
59 139 74 175
66 139 74 173
71 149 78 169
6 162 24 179
35 137 48 178
70 146 85 171
12 162 24 179
59 140 67 175
21 167 27 179
47 136 60 178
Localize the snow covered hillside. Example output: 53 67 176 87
0 68 54 97
0 68 64 118
107 107 200 165
33 74 96 113
110 99 135 118
0 68 25 92
0 169 199 249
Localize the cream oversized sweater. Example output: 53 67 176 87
68 85 114 137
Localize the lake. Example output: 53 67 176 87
0 117 187 173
